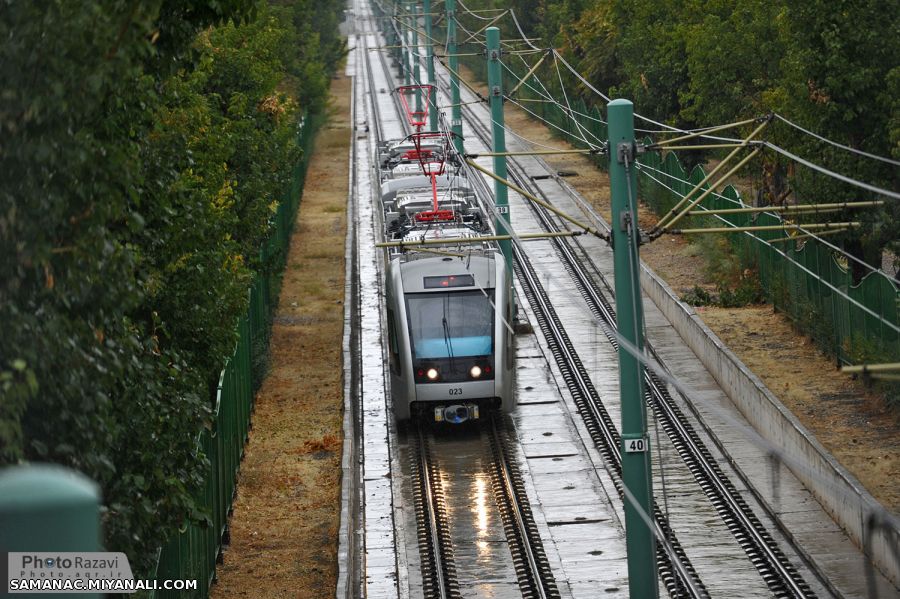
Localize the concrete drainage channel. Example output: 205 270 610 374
640 265 900 589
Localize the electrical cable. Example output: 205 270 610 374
636 161 893 278
623 152 677 568
773 113 900 167
506 98 606 150
635 163 900 327
760 141 900 200
371 18 900 584
553 51 606 149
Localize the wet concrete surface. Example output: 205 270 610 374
430 426 523 598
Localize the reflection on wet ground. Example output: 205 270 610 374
399 424 524 599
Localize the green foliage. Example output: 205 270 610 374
681 286 714 307
0 0 342 577
679 0 784 125
770 0 900 262
529 0 896 261
716 277 765 308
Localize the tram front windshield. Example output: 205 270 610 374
406 290 494 359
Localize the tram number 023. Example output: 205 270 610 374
624 438 648 453
448 388 464 396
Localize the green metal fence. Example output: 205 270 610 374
637 148 900 365
149 109 319 598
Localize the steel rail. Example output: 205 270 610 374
486 416 561 599
373 12 562 596
461 86 818 596
448 61 821 597
453 76 708 599
411 425 461 599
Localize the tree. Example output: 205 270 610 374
1 0 343 575
773 0 900 268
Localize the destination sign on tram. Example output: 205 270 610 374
423 275 475 289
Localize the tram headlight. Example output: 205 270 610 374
426 367 440 381
469 365 482 379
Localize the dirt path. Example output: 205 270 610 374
479 68 900 513
210 72 351 598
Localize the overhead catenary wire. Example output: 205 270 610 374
448 6 895 240
502 57 609 126
552 50 606 150
760 141 900 200
443 3 608 145
455 0 507 20
773 113 900 167
430 42 596 154
649 116 764 148
635 164 900 330
431 0 896 277
453 0 900 186
653 118 771 232
505 95 606 151
465 158 609 240
370 15 900 592
459 10 509 44
637 160 894 278
384 21 900 588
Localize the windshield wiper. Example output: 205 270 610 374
442 297 455 369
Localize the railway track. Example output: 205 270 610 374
410 419 562 599
442 43 819 598
363 11 561 598
369 4 822 596
361 4 820 593
484 416 561 599
409 425 461 599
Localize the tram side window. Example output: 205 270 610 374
387 308 401 375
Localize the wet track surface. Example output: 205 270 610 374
399 425 523 598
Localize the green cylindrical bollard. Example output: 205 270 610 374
0 465 101 598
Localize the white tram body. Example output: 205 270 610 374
376 135 515 423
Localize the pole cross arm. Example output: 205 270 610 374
687 200 884 217
375 230 584 249
507 49 551 98
465 148 601 158
769 227 848 243
841 362 900 374
655 141 764 233
465 159 610 242
670 221 859 235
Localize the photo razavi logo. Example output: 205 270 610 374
8 552 140 594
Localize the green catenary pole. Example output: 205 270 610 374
423 0 438 130
607 98 658 599
412 4 422 114
446 0 463 153
402 2 411 87
391 2 400 68
486 28 513 282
